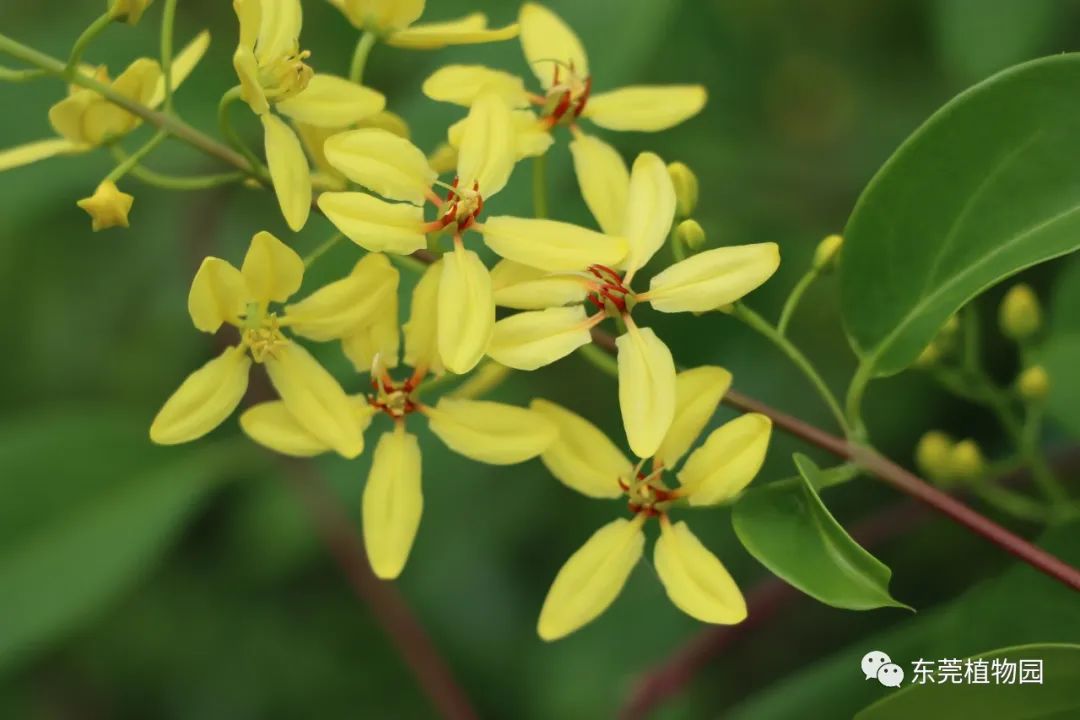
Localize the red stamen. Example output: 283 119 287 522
573 76 592 118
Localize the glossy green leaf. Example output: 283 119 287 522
1043 255 1080 438
732 454 909 611
856 643 1080 720
841 54 1080 377
0 411 243 673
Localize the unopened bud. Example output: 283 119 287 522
915 431 953 483
948 439 984 481
812 234 843 272
914 341 941 368
428 143 458 175
674 219 706 252
999 284 1042 341
76 180 133 232
667 162 698 218
109 0 153 24
1017 365 1050 402
941 313 960 337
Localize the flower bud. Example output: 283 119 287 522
812 234 843 272
913 341 941 368
674 219 706 252
915 431 953 483
667 162 699 218
998 284 1042 341
109 0 153 24
76 180 133 231
948 439 984 482
1017 365 1050 402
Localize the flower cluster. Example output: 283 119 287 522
2 0 784 641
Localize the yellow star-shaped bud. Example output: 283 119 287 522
76 181 134 232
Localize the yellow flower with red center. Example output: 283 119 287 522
150 232 398 458
486 151 779 458
239 260 557 579
327 0 519 49
231 0 386 231
421 2 706 163
317 91 628 375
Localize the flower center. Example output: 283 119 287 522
619 466 676 517
541 64 592 129
241 313 289 362
368 373 422 419
260 49 313 103
585 264 636 316
433 177 485 233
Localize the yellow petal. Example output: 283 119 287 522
388 13 519 50
234 0 261 50
425 398 556 464
481 216 627 272
343 304 402 373
262 114 312 231
403 261 443 375
317 192 426 254
678 414 772 506
241 230 305 305
233 45 269 115
487 306 592 371
286 253 398 341
422 64 529 108
150 345 251 444
437 245 494 374
448 110 552 161
48 90 97 145
0 138 85 172
529 399 629 499
654 366 732 469
276 74 386 128
67 58 161 145
616 325 676 459
363 426 423 580
537 517 644 641
254 0 303 66
187 256 248 333
323 128 435 205
646 243 781 313
456 92 517 199
519 2 588 90
654 518 746 624
264 342 365 459
294 122 346 188
342 0 424 32
621 152 676 277
584 85 707 132
240 395 374 457
150 30 211 108
570 134 628 236
491 260 588 309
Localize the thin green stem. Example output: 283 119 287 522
67 12 113 74
532 154 549 219
218 86 269 181
777 269 819 337
160 0 179 112
669 225 687 263
304 233 345 269
0 32 258 174
109 145 245 189
845 360 872 441
0 65 48 81
349 32 377 83
106 129 167 183
388 252 429 275
732 303 850 434
578 340 619 378
961 305 982 373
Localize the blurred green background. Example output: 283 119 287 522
1 0 1079 717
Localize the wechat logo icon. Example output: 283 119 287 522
862 650 904 688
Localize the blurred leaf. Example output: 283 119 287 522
856 643 1080 720
1043 255 1080 438
727 523 1080 719
932 0 1061 83
0 411 243 674
731 454 909 611
841 55 1080 377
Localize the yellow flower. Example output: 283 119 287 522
319 91 600 375
239 259 558 579
531 367 771 640
109 0 154 24
232 0 386 231
0 33 210 172
422 2 706 158
76 180 134 231
150 232 394 457
486 151 778 457
328 0 519 49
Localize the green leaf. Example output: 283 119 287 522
855 643 1080 720
0 410 243 673
731 454 909 611
1043 255 1080 437
841 54 1080 377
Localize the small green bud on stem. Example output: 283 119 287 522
812 234 843 272
999 284 1042 341
1017 365 1050 402
674 218 706 252
667 162 698 218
